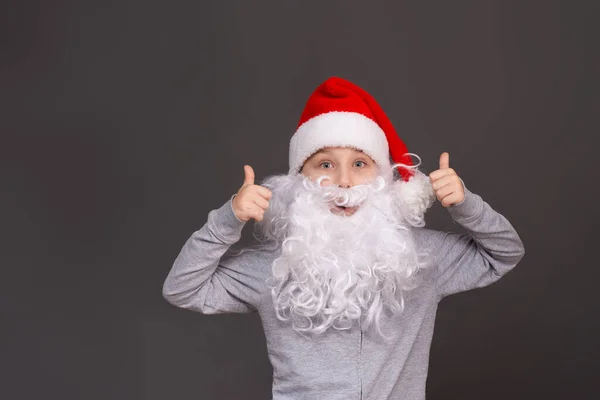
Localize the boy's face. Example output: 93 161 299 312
300 146 379 216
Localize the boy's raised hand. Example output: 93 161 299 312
232 165 272 222
428 152 465 207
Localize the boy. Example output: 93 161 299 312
162 76 525 399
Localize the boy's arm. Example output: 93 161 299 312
162 195 262 314
419 180 526 299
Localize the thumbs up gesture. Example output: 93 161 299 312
428 152 465 208
232 165 272 222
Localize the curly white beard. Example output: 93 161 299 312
252 166 436 339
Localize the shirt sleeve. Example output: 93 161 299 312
420 180 526 300
162 195 262 314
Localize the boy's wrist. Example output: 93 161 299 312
229 194 246 223
447 179 484 223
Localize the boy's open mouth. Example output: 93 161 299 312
330 204 360 216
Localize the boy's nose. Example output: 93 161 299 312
337 169 353 188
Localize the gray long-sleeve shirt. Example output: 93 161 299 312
162 182 525 399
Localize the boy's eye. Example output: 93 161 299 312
354 161 365 167
320 162 332 169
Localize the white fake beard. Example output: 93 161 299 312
253 168 436 339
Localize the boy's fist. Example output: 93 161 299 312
428 152 465 207
232 165 272 222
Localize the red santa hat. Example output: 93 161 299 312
289 76 415 182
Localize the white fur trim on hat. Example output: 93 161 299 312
288 111 391 174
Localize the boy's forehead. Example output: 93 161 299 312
313 146 365 156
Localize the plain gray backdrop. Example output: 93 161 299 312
1 1 598 399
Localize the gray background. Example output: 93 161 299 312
1 1 598 399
